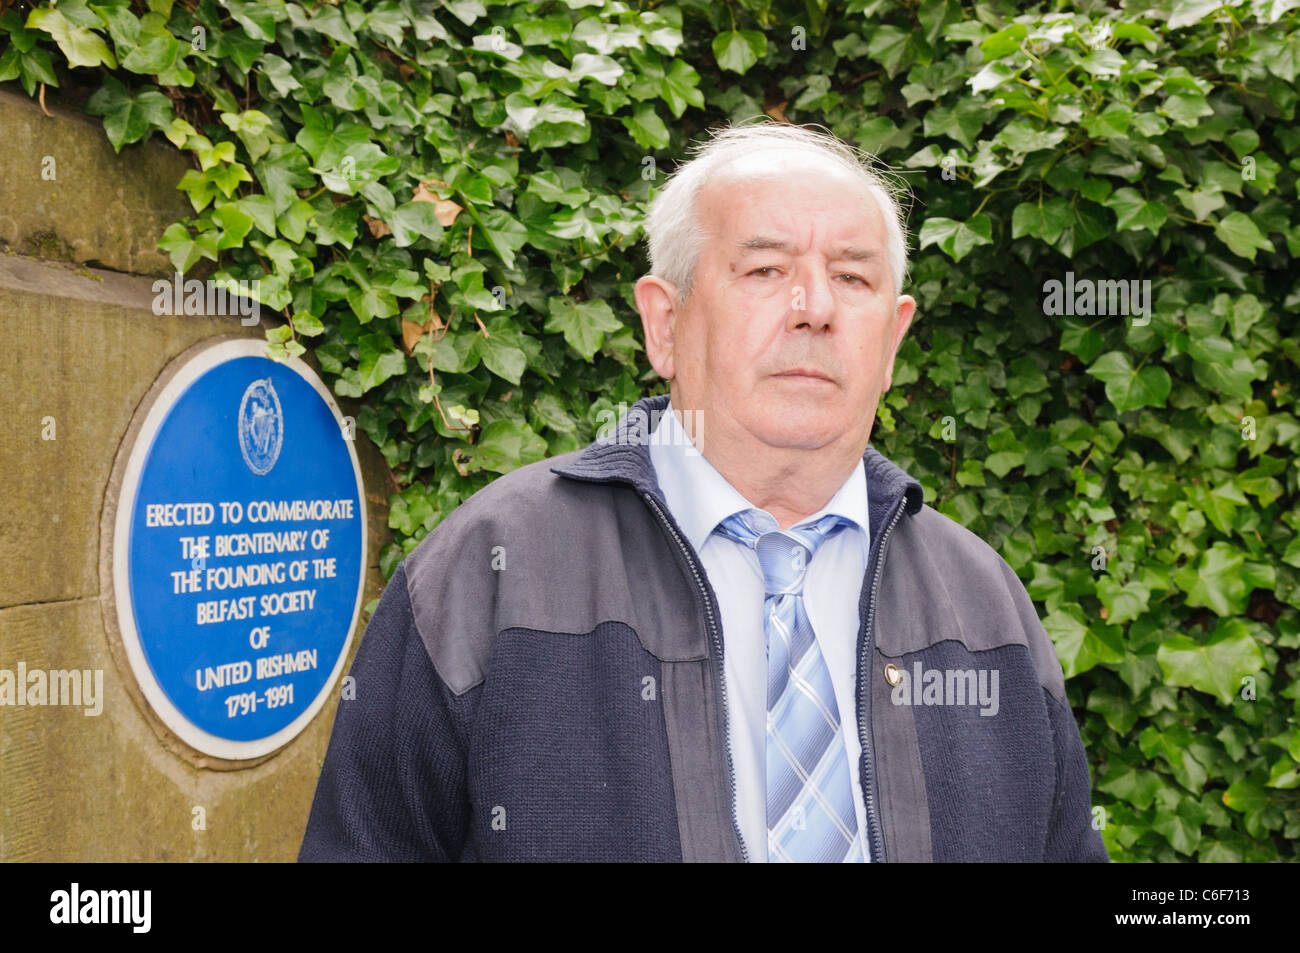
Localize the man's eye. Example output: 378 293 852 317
749 267 778 277
839 274 866 285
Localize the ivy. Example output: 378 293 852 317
6 0 1298 862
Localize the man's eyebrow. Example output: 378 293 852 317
735 236 796 255
734 237 882 262
836 245 882 262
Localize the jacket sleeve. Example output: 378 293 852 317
298 561 471 862
1042 688 1110 862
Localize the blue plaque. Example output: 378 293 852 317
110 339 366 760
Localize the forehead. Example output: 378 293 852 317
696 149 886 247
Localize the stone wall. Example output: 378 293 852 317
0 83 393 861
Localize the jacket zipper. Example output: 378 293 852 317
642 492 749 863
858 496 907 863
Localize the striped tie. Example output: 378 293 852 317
714 509 864 863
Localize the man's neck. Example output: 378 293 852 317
669 402 867 530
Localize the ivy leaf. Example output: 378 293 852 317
356 332 407 391
177 168 218 212
1085 351 1171 412
210 161 253 198
1086 688 1139 735
298 3 357 44
221 109 275 162
968 61 1016 93
312 201 360 248
1168 0 1224 29
546 296 623 360
469 419 548 475
1222 777 1270 814
526 168 591 208
659 58 703 117
213 27 265 75
984 429 1027 477
1151 801 1204 855
1174 185 1225 221
1011 198 1071 244
258 53 301 96
532 392 577 432
1080 47 1125 77
295 105 372 168
980 23 1026 59
866 24 910 77
1006 355 1049 398
1266 756 1300 789
571 52 624 86
157 222 218 273
346 281 398 323
917 214 992 262
223 1 276 41
473 320 529 385
1097 577 1151 626
1043 605 1124 678
235 194 277 238
388 484 435 536
712 30 766 74
276 198 315 243
1157 620 1264 705
254 142 315 215
1057 202 1111 256
1104 188 1167 232
922 99 987 149
515 14 571 45
622 102 670 150
84 76 172 152
1161 92 1214 124
212 203 254 250
389 201 445 247
1186 336 1257 399
1187 481 1249 535
1098 766 1167 813
1213 211 1275 260
25 7 116 68
1058 317 1104 363
473 208 530 270
258 238 300 278
1175 543 1275 617
121 34 193 86
993 121 1067 155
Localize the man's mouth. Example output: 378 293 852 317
772 368 835 383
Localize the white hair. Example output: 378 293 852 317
643 119 911 301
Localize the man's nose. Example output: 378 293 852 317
787 265 835 331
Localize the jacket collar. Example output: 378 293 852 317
550 393 924 529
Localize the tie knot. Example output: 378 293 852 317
715 510 851 597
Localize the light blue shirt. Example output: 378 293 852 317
648 402 872 862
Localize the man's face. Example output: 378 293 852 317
639 151 916 456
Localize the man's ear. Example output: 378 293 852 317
635 275 679 381
880 294 917 393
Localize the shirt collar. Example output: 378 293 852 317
648 399 870 556
550 392 923 549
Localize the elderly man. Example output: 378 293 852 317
299 121 1109 863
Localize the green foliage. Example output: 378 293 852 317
8 0 1297 862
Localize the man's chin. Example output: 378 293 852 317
741 410 856 452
